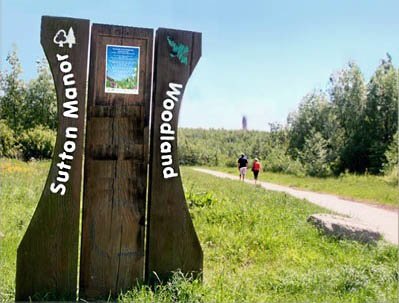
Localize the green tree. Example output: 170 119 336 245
365 54 399 173
0 119 18 157
383 131 398 172
299 130 331 177
25 58 57 130
0 46 27 132
329 62 368 173
287 90 331 158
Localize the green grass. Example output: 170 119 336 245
210 166 399 207
1 160 398 302
0 159 50 302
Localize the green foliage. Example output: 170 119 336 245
0 47 397 179
0 48 57 135
384 132 398 171
0 120 19 158
185 187 218 209
263 148 305 176
24 59 57 130
0 46 27 133
299 131 332 177
0 49 57 161
288 57 398 176
178 128 289 170
329 62 367 133
179 133 209 166
365 55 399 173
120 272 204 303
382 132 398 185
19 125 56 160
288 90 331 158
328 62 368 173
179 56 397 179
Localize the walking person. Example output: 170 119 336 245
237 154 248 181
252 158 262 184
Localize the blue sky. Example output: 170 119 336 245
1 0 398 130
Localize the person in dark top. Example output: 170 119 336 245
237 154 248 181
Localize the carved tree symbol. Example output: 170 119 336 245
66 27 76 48
53 28 76 48
54 30 67 47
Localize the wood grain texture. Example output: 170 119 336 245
79 24 153 299
15 16 89 301
146 28 203 284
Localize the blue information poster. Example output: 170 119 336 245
105 45 140 94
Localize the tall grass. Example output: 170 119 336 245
214 166 399 207
0 159 50 302
0 161 397 302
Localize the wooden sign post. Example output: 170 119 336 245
16 16 89 301
16 18 202 301
79 24 153 299
146 28 203 283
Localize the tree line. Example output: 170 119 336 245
179 54 398 178
0 47 397 178
0 47 56 159
287 55 398 176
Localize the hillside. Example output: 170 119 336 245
178 128 280 167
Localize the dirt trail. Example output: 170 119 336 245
193 168 398 245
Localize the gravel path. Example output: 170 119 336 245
193 168 398 245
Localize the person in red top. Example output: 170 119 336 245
252 158 262 184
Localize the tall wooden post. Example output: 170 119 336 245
79 24 153 299
146 28 203 283
15 16 89 301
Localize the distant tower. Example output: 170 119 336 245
242 115 247 131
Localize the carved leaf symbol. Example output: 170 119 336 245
167 36 177 49
167 36 189 65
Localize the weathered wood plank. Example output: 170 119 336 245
15 16 89 301
146 28 203 284
79 24 153 299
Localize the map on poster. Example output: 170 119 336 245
105 45 140 94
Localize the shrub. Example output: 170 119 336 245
263 148 305 176
179 143 202 166
224 157 237 167
383 132 398 171
19 125 56 160
186 190 217 209
299 131 332 177
284 159 306 176
383 166 398 186
0 120 19 158
381 132 398 184
263 149 289 173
